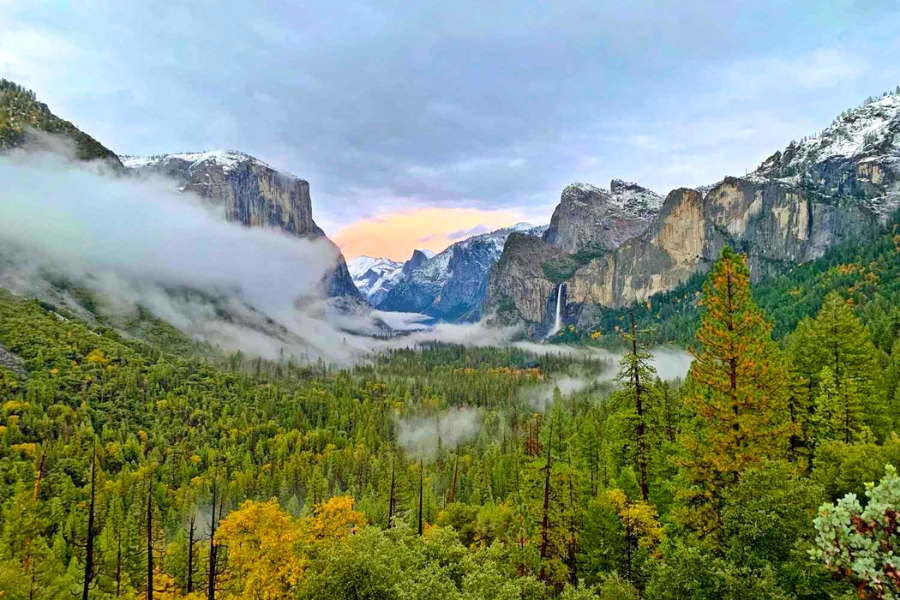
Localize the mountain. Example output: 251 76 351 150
543 180 664 253
0 79 122 168
348 255 404 306
122 150 361 298
402 249 433 276
485 91 900 335
376 223 545 322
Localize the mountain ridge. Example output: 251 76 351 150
485 89 900 335
0 78 123 168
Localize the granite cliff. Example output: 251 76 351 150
544 180 663 253
122 151 360 298
486 92 900 334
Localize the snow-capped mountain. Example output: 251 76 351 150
121 150 266 175
751 92 900 221
486 88 900 335
121 150 361 298
348 255 405 306
543 180 664 253
376 223 544 322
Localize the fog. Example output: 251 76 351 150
0 150 336 309
520 345 693 411
0 144 695 372
396 408 481 458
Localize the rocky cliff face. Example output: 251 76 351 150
486 93 900 334
122 151 360 298
482 232 565 327
377 224 544 322
402 250 432 277
544 180 663 253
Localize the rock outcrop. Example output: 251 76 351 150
486 93 900 334
377 224 545 322
483 232 565 327
122 151 360 298
544 180 663 253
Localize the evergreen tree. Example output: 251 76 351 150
812 291 885 438
676 248 793 536
615 311 656 502
815 367 866 444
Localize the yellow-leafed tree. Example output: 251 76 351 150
214 499 306 600
306 495 366 541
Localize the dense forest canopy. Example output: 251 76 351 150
2 216 900 599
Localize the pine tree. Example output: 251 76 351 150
815 366 866 444
676 248 792 536
812 291 884 438
616 310 656 502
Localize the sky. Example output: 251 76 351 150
2 0 900 260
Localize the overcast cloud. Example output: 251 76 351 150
2 0 900 236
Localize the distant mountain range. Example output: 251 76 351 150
351 224 545 322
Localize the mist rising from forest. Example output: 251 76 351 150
0 143 695 372
396 408 482 458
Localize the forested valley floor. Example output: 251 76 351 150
3 223 900 599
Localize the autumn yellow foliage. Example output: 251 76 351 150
215 499 306 600
306 495 366 540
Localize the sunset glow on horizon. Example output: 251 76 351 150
333 207 524 261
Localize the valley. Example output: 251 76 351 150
2 74 900 600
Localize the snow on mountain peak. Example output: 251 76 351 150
754 92 900 180
562 180 662 220
348 255 404 305
120 150 292 177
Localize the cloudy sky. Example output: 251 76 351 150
2 1 900 260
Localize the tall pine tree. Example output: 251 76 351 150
676 248 792 536
813 291 885 438
615 310 656 502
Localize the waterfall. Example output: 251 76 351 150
550 283 565 336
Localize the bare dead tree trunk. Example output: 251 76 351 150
116 535 122 597
539 422 553 582
387 455 396 529
418 459 424 536
146 479 154 600
207 467 219 600
567 473 578 587
631 311 650 503
448 452 459 505
187 515 196 593
82 444 97 600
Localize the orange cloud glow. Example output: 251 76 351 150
333 207 523 261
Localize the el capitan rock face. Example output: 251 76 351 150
122 151 361 299
486 93 900 334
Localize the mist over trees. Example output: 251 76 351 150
3 218 900 599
